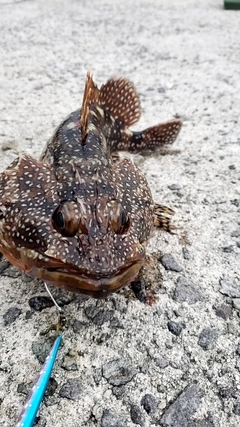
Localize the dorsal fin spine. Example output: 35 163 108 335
81 73 141 134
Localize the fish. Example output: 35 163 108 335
0 73 182 298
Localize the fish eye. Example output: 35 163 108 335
55 211 64 228
109 201 130 235
121 210 128 227
52 201 83 237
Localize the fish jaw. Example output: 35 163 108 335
0 240 145 298
31 257 144 298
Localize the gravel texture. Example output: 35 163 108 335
0 0 240 426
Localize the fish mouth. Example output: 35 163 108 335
32 259 144 298
0 245 144 298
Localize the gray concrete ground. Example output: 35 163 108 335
0 0 240 426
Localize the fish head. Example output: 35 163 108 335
0 155 148 297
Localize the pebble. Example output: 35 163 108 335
110 318 124 329
112 385 125 398
153 308 163 317
61 349 78 371
102 359 137 386
168 184 181 191
76 295 90 307
219 279 240 298
219 387 238 399
17 382 29 395
28 296 54 311
160 384 204 426
157 384 165 394
232 299 240 311
198 328 219 351
236 241 240 248
21 272 34 282
44 395 60 407
222 245 234 253
1 140 18 151
84 305 102 320
32 337 55 364
227 322 239 335
167 320 185 336
182 247 194 260
0 362 11 372
131 279 147 303
215 304 232 320
85 306 114 325
233 403 240 416
173 307 186 317
160 254 183 272
59 378 84 400
101 409 126 427
2 265 21 278
140 393 157 416
140 361 149 375
231 199 239 207
25 310 33 320
54 293 74 307
34 416 47 427
3 307 22 326
0 259 10 274
173 276 203 304
231 228 240 238
45 378 58 396
218 365 232 376
130 404 145 426
72 319 89 333
155 356 169 369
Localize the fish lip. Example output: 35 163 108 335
45 262 133 279
32 257 144 297
1 245 144 297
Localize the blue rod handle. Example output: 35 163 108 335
16 334 62 427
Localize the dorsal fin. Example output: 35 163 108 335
80 73 141 138
80 72 99 139
98 77 141 127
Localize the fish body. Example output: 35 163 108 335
0 74 182 298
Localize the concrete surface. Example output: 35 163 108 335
0 0 240 426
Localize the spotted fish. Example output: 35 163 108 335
0 73 182 298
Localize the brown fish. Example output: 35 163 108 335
0 73 182 298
